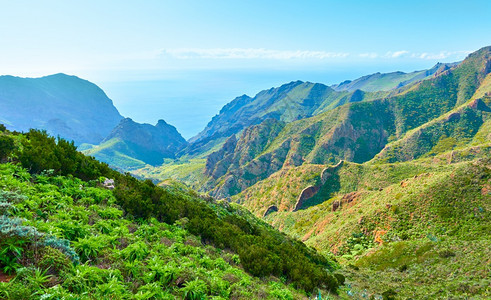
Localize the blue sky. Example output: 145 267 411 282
1 0 490 138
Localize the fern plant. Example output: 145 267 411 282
0 237 26 274
181 278 209 300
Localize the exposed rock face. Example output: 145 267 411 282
0 73 123 145
321 160 344 184
332 200 341 212
201 47 491 202
446 112 461 122
210 138 292 199
469 98 491 112
205 135 237 178
289 161 346 212
332 191 362 212
102 178 115 190
263 205 278 217
293 185 320 211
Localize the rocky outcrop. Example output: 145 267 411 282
469 98 491 112
332 191 362 212
292 185 320 211
290 160 345 212
204 119 288 198
321 160 344 184
102 178 115 190
263 205 278 217
205 135 237 178
209 139 292 199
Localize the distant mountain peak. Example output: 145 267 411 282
156 119 169 126
87 118 187 168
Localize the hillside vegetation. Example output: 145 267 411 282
261 155 490 298
2 46 489 299
204 47 490 298
0 127 343 299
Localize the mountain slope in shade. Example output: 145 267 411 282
0 73 123 145
83 118 187 169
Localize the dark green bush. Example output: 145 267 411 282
439 249 456 258
16 129 113 181
382 288 397 300
333 273 345 285
0 135 15 162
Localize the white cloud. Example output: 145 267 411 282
385 50 410 58
412 50 471 60
138 48 472 64
359 52 378 59
159 48 350 60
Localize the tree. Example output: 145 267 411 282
0 135 15 162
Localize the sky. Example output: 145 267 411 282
1 0 490 138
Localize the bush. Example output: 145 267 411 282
439 249 456 258
181 278 209 300
0 135 15 162
382 288 397 300
333 273 345 285
38 246 72 276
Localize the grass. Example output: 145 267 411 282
133 158 207 189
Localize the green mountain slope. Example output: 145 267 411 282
83 118 187 170
264 157 490 298
0 73 123 145
230 135 490 297
200 46 490 199
185 62 461 158
211 46 491 299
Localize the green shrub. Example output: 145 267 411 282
439 249 456 258
121 241 149 262
1 280 33 299
382 288 397 300
181 278 209 300
333 273 345 285
38 246 72 276
0 237 26 275
0 135 15 162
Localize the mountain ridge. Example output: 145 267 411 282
331 62 460 92
0 73 123 145
83 117 187 169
